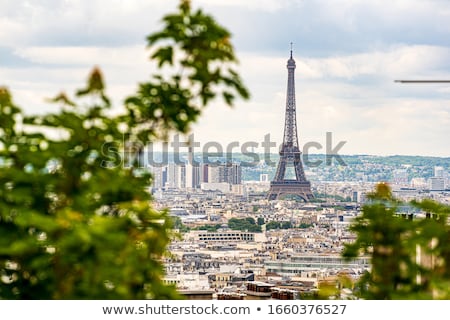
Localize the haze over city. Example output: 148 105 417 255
1 0 449 156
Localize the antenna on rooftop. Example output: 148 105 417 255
394 80 450 83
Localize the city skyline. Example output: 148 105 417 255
1 0 450 156
2 1 450 304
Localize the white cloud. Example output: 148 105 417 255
240 45 450 84
0 17 26 46
0 0 172 47
1 0 450 156
14 45 148 67
195 0 296 12
303 45 450 80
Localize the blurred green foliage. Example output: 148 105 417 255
0 0 248 299
317 274 356 300
343 183 450 299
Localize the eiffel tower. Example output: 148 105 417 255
267 47 314 201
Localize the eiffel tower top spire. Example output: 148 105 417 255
287 42 295 69
283 45 298 149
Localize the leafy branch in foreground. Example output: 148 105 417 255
0 0 249 299
342 183 450 299
0 71 177 299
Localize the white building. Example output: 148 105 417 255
430 177 445 191
164 273 211 291
411 177 427 189
149 165 165 189
265 255 370 277
188 230 267 243
200 182 231 193
166 163 179 188
208 165 220 183
434 166 445 178
392 169 408 185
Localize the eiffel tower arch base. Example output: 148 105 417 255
267 181 314 201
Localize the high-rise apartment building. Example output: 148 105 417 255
430 177 445 191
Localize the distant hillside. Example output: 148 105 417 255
143 151 449 183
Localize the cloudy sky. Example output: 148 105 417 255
1 0 450 156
